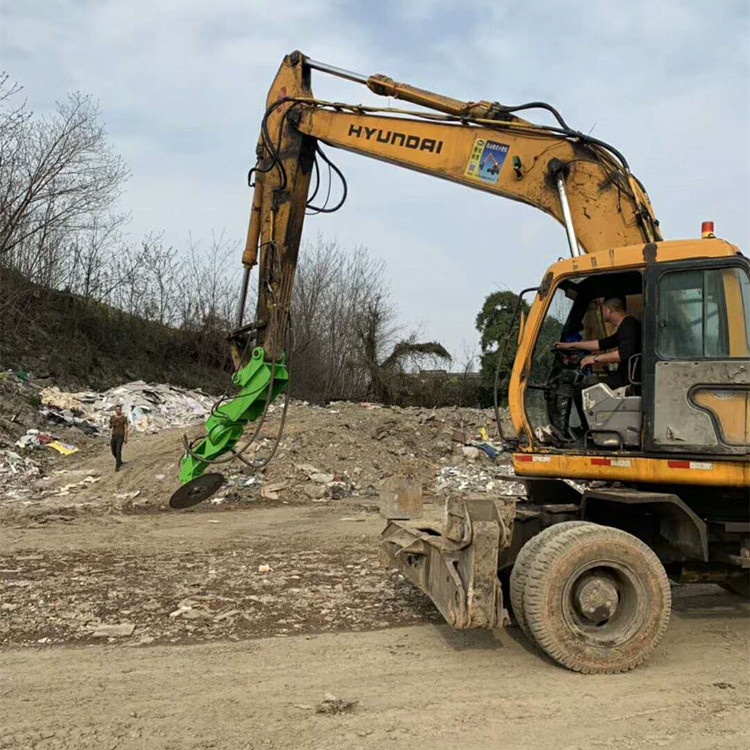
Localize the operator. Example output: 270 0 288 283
554 297 642 433
555 296 641 391
109 404 129 472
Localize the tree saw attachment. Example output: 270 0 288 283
169 347 289 508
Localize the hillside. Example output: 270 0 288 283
1 268 232 392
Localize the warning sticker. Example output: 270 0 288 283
464 138 510 184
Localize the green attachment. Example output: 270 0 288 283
178 347 289 484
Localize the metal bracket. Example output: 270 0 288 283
380 496 515 629
582 488 709 561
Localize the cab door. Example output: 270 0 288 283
643 258 750 455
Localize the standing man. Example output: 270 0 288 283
109 404 129 472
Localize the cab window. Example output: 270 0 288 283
657 267 750 359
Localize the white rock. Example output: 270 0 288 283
92 623 135 638
462 446 480 462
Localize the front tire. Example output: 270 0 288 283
509 521 590 636
523 524 671 674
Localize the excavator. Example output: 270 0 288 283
169 51 750 674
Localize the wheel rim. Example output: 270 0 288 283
561 559 648 647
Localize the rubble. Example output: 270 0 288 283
436 463 526 496
39 381 214 435
2 389 520 518
214 400 515 508
92 623 136 638
260 482 288 500
316 693 359 715
0 448 41 481
0 544 443 648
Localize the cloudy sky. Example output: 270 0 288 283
2 0 748 361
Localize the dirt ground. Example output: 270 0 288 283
2 404 749 749
1 504 749 750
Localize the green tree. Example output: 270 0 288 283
476 290 563 406
476 291 527 406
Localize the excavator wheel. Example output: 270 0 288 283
509 521 591 636
523 524 671 674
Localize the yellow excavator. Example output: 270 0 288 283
170 52 750 674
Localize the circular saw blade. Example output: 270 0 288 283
169 473 225 509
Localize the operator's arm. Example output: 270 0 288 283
580 319 640 368
556 329 623 366
597 330 620 351
581 349 621 369
554 339 601 352
557 327 621 353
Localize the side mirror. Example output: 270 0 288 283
517 310 526 345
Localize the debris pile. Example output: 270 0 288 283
39 381 214 434
206 401 517 507
1 387 524 518
436 464 526 496
0 447 41 482
15 428 78 456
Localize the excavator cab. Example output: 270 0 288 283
524 269 644 448
644 256 750 453
522 251 750 456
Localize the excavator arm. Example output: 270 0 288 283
170 51 662 506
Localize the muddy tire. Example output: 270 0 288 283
523 524 671 674
509 521 591 636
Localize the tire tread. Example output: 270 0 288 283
523 524 671 674
509 521 590 635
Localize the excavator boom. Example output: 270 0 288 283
173 50 665 493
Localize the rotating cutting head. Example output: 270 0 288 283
169 473 226 509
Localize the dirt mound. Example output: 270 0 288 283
0 384 517 521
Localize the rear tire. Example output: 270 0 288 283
509 521 590 636
524 524 671 674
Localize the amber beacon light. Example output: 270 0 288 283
701 221 715 239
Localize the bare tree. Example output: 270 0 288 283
175 232 239 332
0 80 129 280
289 235 394 402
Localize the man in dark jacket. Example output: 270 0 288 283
555 296 641 390
109 404 129 472
554 297 642 434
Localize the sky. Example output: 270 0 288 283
1 0 748 363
